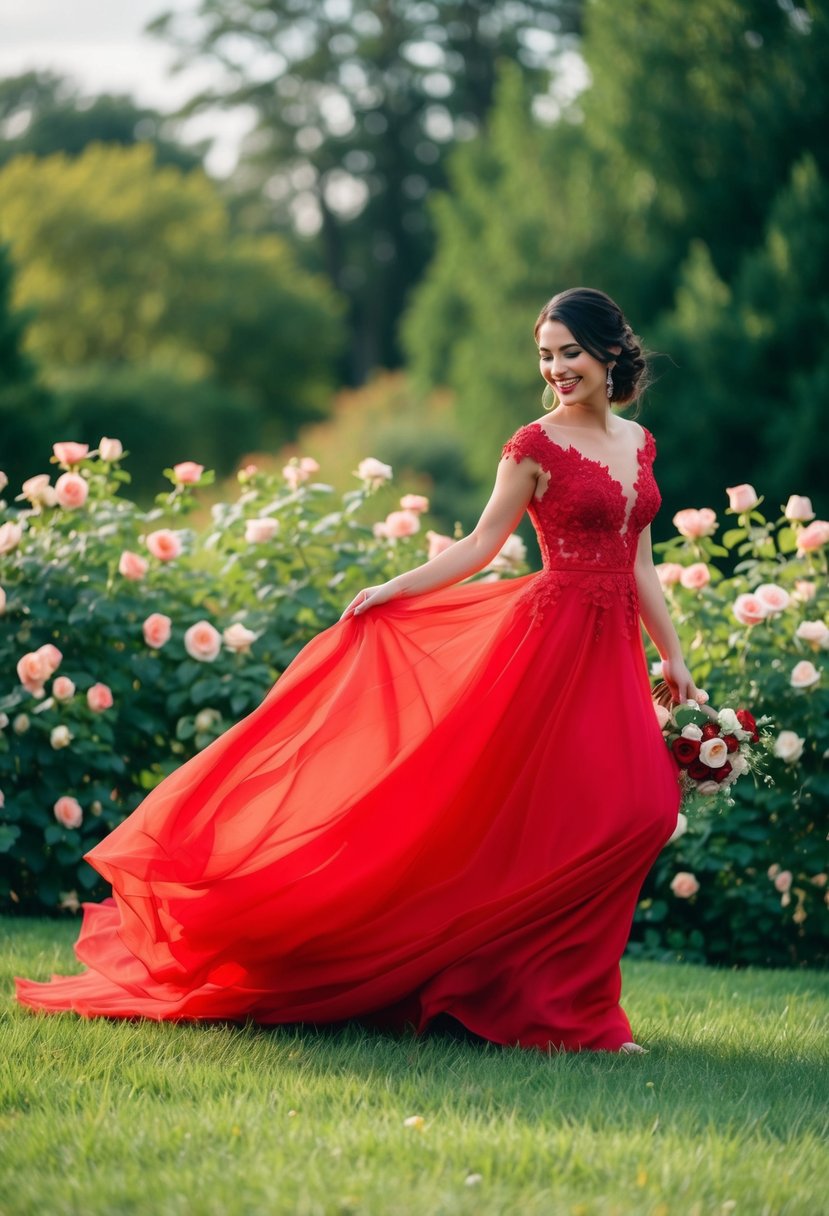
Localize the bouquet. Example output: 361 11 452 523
653 687 771 807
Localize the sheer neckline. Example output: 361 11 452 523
527 422 653 537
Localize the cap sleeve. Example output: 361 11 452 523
501 423 548 467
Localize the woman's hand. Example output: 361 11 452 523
660 657 708 706
339 580 400 622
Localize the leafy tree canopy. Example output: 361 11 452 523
148 0 583 379
0 70 205 171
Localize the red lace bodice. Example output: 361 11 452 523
500 421 661 633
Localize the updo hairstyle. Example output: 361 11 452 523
533 287 650 407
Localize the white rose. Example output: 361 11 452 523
795 621 829 649
773 730 805 764
699 737 728 768
696 780 720 796
717 708 746 739
729 753 749 778
784 495 814 522
653 703 672 730
680 724 703 741
486 532 527 572
223 622 258 653
50 724 73 750
355 457 393 487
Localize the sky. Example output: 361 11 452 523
0 0 254 174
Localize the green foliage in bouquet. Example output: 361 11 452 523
631 488 828 968
0 443 520 913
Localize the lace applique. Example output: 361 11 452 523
521 569 640 636
500 422 660 636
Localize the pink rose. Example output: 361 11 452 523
653 702 672 730
98 436 123 462
795 620 829 649
142 613 172 649
37 643 62 675
797 520 829 554
184 620 222 662
17 651 49 696
773 869 792 893
53 795 83 829
679 562 711 590
146 529 182 562
426 530 455 560
794 580 816 601
790 660 820 689
223 622 257 653
55 472 89 510
754 583 790 615
656 562 683 588
87 683 114 712
52 442 89 466
670 871 700 898
282 457 319 490
52 675 76 701
732 593 767 627
399 494 430 513
173 461 204 484
381 509 420 538
0 471 7 493
672 508 717 538
0 521 23 554
784 495 814 522
21 474 57 507
726 484 759 512
118 550 148 581
244 518 279 544
238 463 259 483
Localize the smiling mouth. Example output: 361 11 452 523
555 377 581 388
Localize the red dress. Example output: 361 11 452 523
14 422 681 1051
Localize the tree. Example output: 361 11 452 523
0 70 205 172
0 243 53 489
402 0 829 531
651 154 829 521
0 143 345 473
149 0 583 380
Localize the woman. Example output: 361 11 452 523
15 287 702 1053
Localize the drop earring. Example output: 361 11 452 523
606 365 614 400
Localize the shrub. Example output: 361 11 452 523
630 486 828 967
0 442 518 913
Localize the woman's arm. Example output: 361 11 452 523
339 450 538 620
634 524 704 703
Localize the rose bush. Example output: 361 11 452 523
630 490 828 968
0 441 522 913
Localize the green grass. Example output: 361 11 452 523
1 918 827 1216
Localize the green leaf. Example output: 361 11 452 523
0 824 21 853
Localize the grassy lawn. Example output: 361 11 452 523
1 917 827 1216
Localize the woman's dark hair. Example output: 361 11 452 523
533 287 650 407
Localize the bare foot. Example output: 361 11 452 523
619 1041 649 1053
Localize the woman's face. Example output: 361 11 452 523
537 319 614 411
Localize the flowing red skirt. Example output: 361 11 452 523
14 572 680 1051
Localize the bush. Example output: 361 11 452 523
630 487 828 968
0 441 516 913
